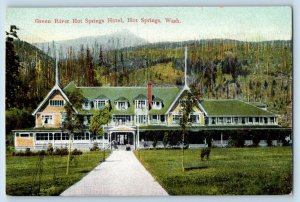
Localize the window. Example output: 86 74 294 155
20 133 29 137
242 117 246 124
264 117 268 124
211 117 216 125
234 117 239 124
173 115 181 124
36 133 49 141
249 117 253 124
74 133 85 140
85 133 90 140
62 133 69 140
218 117 224 125
190 115 199 123
95 100 106 109
160 115 166 123
84 116 90 126
82 102 90 110
270 117 275 124
117 102 127 110
137 115 148 124
42 115 53 125
227 117 231 124
152 101 161 109
255 117 259 123
152 115 158 123
49 99 65 107
136 100 146 109
113 115 131 125
54 133 61 140
61 112 67 124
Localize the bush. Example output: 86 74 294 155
152 137 157 148
163 132 169 148
200 147 211 160
71 149 83 155
47 143 54 155
90 142 99 151
251 132 260 147
54 147 69 156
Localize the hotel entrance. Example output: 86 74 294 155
111 132 133 145
106 125 139 150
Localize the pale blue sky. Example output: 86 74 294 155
6 7 292 43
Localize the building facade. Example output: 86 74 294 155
13 80 278 151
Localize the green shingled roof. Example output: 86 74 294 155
114 97 129 102
64 82 182 115
134 94 148 101
95 94 109 100
200 100 275 116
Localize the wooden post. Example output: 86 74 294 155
66 133 72 175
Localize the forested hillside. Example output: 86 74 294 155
6 27 292 141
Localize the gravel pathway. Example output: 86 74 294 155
60 150 168 196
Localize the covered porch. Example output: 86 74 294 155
106 125 139 150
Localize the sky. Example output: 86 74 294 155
6 7 292 43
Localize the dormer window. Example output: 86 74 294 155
93 95 110 110
134 94 148 110
118 102 127 110
49 99 65 107
82 101 91 110
115 97 129 110
152 97 163 110
136 100 146 109
95 100 106 109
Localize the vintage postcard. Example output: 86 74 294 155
5 7 292 196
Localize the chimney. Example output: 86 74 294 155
148 80 152 109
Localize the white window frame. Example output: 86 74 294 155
42 114 54 125
82 101 91 110
189 114 200 124
136 100 147 109
49 99 65 107
117 101 127 110
137 115 147 124
152 101 162 110
172 114 181 124
94 100 106 109
152 115 158 123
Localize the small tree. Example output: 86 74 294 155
63 102 81 175
89 106 111 161
162 132 169 149
179 90 195 171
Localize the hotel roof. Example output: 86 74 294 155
64 81 182 115
199 100 275 116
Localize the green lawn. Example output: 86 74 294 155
134 147 292 195
6 151 110 196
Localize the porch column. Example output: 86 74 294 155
221 132 223 147
109 132 112 150
137 126 140 149
133 131 136 150
52 132 55 148
102 132 105 150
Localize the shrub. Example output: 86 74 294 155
47 143 54 155
71 149 83 155
90 142 99 151
152 136 157 148
38 150 47 156
54 147 69 156
251 132 260 147
162 132 169 148
200 147 211 160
